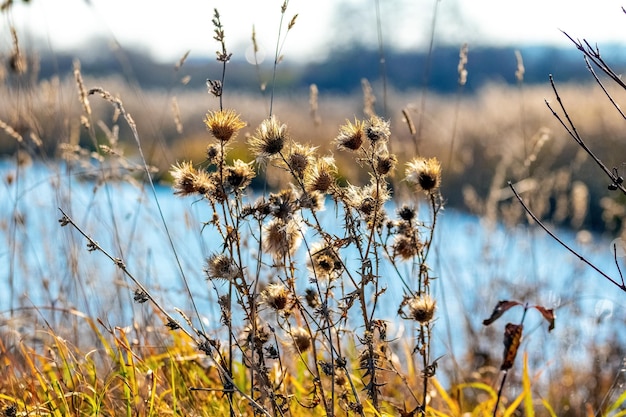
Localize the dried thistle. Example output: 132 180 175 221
206 143 223 165
289 327 311 353
279 142 317 177
375 152 397 176
225 159 255 190
304 156 336 194
334 119 365 152
310 243 343 275
204 109 246 143
392 235 421 260
406 294 436 324
262 283 290 311
405 157 442 193
304 288 320 308
170 161 214 196
397 204 417 221
364 115 390 144
248 115 288 161
205 253 238 282
268 188 297 221
263 218 302 260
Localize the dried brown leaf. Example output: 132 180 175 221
483 300 522 326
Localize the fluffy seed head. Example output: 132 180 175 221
206 143 223 164
204 109 246 142
393 235 421 260
397 204 417 221
376 153 397 176
263 218 302 260
405 157 442 193
334 119 364 151
407 294 436 323
205 253 238 281
225 159 255 190
262 283 290 311
249 115 288 161
290 327 312 353
364 115 390 143
170 161 214 196
304 156 336 194
283 142 317 177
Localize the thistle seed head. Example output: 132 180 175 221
262 283 290 311
334 119 365 152
204 109 246 142
407 294 436 324
225 159 255 190
205 253 238 282
248 115 288 161
364 115 390 143
290 327 312 353
405 157 442 193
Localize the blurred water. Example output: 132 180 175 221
1 160 625 383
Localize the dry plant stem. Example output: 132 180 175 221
562 30 626 91
415 0 441 151
269 0 291 117
545 76 626 194
57 208 273 416
86 87 208 334
508 182 626 292
583 56 626 120
374 0 388 119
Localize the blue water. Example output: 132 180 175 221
1 160 625 386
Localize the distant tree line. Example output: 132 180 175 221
33 40 626 95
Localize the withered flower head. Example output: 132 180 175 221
397 204 417 221
346 179 391 215
282 142 317 177
204 109 246 142
248 115 288 161
225 159 255 190
407 294 436 323
263 218 302 260
170 161 213 196
205 253 238 282
392 235 421 260
405 157 442 193
290 327 312 353
375 152 397 176
304 156 336 194
262 283 290 311
206 143 223 164
304 288 320 308
334 119 364 152
268 188 297 221
298 190 325 211
310 242 343 275
364 115 390 143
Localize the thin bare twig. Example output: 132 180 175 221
508 182 626 293
545 76 626 194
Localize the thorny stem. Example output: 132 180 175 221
57 208 273 417
508 181 626 292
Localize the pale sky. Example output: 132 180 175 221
2 0 625 64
